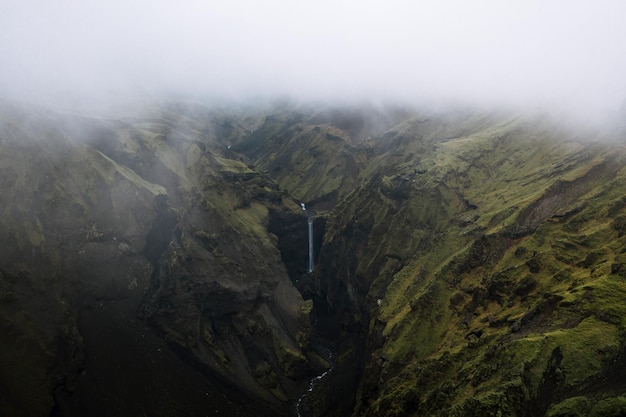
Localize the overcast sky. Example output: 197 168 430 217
1 0 625 116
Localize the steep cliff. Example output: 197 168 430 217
0 101 320 417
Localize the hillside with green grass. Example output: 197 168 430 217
366 120 626 417
285 108 626 417
1 100 626 417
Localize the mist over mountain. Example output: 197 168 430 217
2 2 626 417
2 0 626 121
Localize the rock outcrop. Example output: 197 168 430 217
0 101 319 417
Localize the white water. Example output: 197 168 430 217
307 217 314 273
296 350 333 417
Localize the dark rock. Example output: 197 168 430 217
611 263 626 277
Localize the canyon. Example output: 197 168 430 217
2 99 626 417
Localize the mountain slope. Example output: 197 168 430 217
0 101 320 417
223 103 626 416
285 109 626 417
372 123 626 417
2 100 626 417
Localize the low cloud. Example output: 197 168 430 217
1 0 625 119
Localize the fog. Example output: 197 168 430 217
2 0 625 119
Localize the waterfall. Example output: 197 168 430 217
307 217 314 273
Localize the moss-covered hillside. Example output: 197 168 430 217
2 99 626 417
286 109 626 417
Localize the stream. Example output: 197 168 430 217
297 210 331 416
296 347 334 417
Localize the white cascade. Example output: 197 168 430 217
296 349 333 417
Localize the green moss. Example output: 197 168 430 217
550 317 618 386
547 396 591 417
590 396 626 417
336 111 626 417
382 280 453 362
212 155 256 174
581 275 626 327
254 361 279 388
273 335 308 378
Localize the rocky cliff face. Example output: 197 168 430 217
0 101 321 417
2 100 626 417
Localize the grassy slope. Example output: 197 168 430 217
350 113 626 416
240 107 626 416
4 100 625 416
231 105 411 208
136 104 626 417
